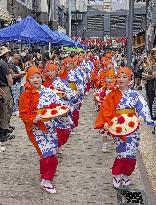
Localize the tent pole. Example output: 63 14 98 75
20 44 22 54
29 43 31 50
49 42 51 54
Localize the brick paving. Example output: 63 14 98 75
0 91 148 205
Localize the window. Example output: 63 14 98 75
135 0 146 2
87 16 104 31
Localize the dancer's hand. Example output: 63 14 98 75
33 114 43 123
104 123 108 130
62 93 68 100
138 116 144 124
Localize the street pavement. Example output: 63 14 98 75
0 91 151 205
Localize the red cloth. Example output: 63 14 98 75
40 155 58 180
85 82 91 92
72 110 80 128
56 128 70 147
112 158 136 176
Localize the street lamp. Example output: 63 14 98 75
127 0 134 68
68 0 71 37
83 26 86 38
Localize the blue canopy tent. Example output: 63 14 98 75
56 32 76 46
75 41 87 49
0 16 59 44
41 24 63 45
41 25 77 47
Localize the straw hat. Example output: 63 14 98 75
152 47 156 51
35 105 69 122
108 113 140 137
0 46 10 56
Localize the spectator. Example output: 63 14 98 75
142 49 156 133
135 58 144 90
0 46 15 142
10 54 25 115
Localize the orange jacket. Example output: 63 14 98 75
43 78 52 88
19 84 48 157
98 69 107 88
58 65 68 80
95 88 122 129
91 68 100 88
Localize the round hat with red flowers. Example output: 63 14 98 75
108 112 140 137
35 103 69 122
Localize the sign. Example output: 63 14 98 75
111 0 128 11
112 0 124 3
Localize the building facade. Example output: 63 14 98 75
71 0 146 38
12 0 48 24
48 0 68 33
146 0 156 51
0 0 68 33
0 0 12 27
0 0 49 27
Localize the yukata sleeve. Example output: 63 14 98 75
63 82 78 106
135 92 156 126
67 71 76 82
50 90 64 105
19 92 37 131
62 80 76 99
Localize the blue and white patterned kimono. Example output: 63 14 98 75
75 66 86 88
49 77 77 128
51 77 78 107
32 86 62 158
80 61 87 81
114 88 156 160
84 60 94 81
67 69 85 101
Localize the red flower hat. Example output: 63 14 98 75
117 116 125 124
108 113 140 138
51 110 58 115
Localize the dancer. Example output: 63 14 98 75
95 69 117 152
43 63 78 152
19 66 67 193
95 67 156 188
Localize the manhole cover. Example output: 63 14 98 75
117 189 148 205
